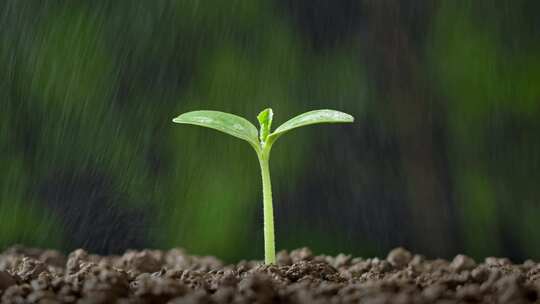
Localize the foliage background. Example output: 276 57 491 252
1 0 539 262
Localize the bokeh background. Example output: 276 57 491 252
1 0 540 262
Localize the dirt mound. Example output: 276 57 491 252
0 246 538 303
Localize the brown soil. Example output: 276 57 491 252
0 246 538 303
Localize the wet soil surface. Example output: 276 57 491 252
0 246 538 303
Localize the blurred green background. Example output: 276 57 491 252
1 0 539 262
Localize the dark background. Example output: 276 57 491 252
1 0 539 262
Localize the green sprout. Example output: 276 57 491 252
172 108 354 264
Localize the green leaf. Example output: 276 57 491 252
257 108 273 143
173 110 260 148
271 109 354 139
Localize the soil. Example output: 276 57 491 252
0 246 538 303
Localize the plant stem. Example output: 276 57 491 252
258 150 275 264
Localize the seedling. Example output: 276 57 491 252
172 108 354 264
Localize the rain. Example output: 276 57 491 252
1 0 539 269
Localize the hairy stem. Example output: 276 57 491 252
258 149 275 264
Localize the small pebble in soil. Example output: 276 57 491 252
386 247 412 268
449 254 476 272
